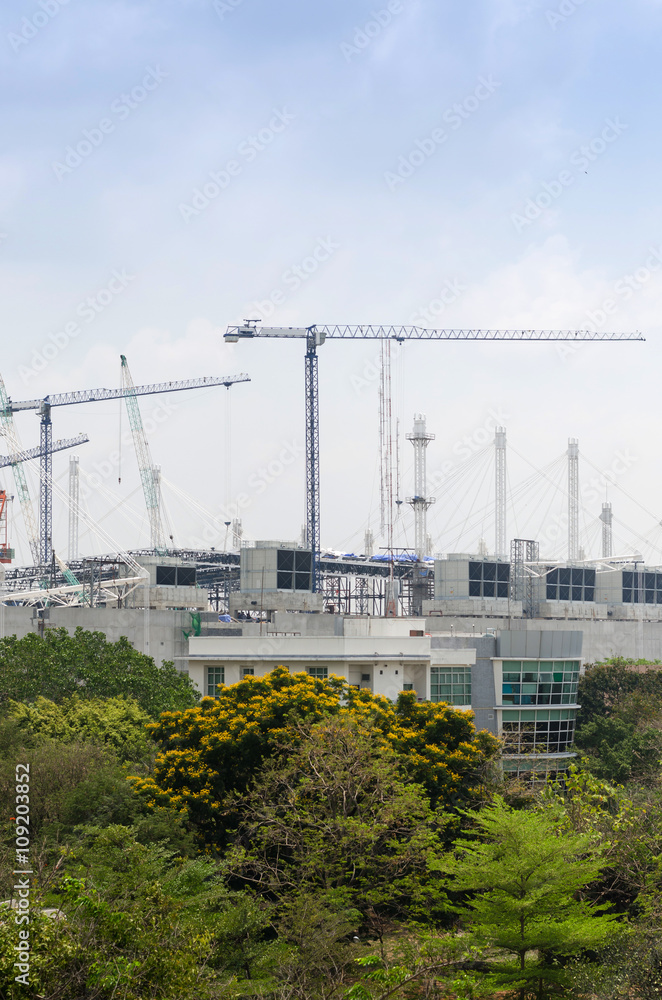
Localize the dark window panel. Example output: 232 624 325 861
483 562 496 581
156 566 176 586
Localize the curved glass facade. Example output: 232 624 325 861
501 659 579 706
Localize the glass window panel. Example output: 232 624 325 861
522 684 537 694
468 562 482 581
503 662 521 672
156 566 177 586
241 667 254 677
539 673 552 682
278 550 295 571
520 711 536 720
523 672 536 682
206 666 225 697
307 666 328 679
295 551 312 573
503 673 521 682
177 567 196 587
553 674 563 683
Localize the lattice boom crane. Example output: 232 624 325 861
6 371 250 565
224 321 644 593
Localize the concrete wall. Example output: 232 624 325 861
0 605 191 669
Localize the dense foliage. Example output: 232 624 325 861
131 666 500 846
5 636 662 998
575 656 662 784
0 626 198 716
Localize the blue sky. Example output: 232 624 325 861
1 0 662 563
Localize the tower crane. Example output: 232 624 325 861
224 322 645 593
5 371 250 565
120 355 168 555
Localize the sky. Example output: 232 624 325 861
1 0 662 566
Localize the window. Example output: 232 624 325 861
156 565 176 586
307 666 328 679
276 549 312 591
206 666 224 697
546 567 595 602
430 666 471 705
623 569 662 604
501 708 576 754
361 673 371 682
156 565 197 587
177 566 197 587
468 561 509 599
501 660 580 706
241 667 254 678
403 683 414 691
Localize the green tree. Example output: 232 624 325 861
433 796 619 999
133 667 499 847
0 626 198 715
7 694 153 762
577 657 662 727
226 716 443 939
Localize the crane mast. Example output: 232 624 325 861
0 374 41 564
225 321 644 598
9 370 250 565
120 355 168 555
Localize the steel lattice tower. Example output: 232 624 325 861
600 501 613 558
68 456 79 562
305 330 321 592
568 438 579 561
495 427 507 557
406 414 435 559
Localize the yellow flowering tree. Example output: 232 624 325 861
131 667 499 846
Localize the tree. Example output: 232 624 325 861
225 716 443 938
132 667 499 846
0 626 198 715
577 657 662 727
433 796 620 999
7 694 153 762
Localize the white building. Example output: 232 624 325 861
186 617 583 780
